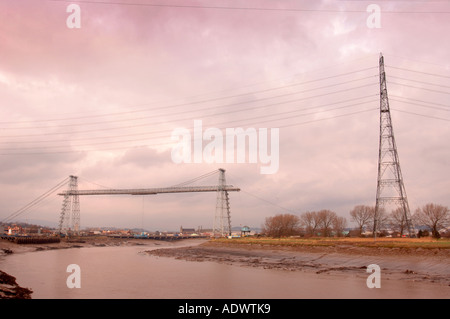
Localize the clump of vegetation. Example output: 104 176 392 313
261 211 347 238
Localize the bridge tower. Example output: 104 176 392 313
58 175 80 235
213 169 232 237
374 54 415 238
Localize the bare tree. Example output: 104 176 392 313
389 207 407 236
332 216 347 237
413 203 449 238
371 207 389 236
299 211 321 236
349 205 374 236
317 210 337 237
262 213 301 238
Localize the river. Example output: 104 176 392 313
0 239 448 299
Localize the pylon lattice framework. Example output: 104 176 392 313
374 54 415 238
59 175 80 235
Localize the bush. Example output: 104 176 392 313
262 214 301 238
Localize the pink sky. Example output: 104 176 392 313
0 0 449 231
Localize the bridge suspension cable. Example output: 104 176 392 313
2 177 70 223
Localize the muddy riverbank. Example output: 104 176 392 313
146 240 450 287
0 236 152 256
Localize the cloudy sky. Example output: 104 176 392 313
0 0 449 232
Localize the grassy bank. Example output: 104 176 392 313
210 236 450 250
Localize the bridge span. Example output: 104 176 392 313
57 169 239 237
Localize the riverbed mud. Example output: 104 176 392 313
146 240 450 286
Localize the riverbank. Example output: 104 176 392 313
146 237 450 287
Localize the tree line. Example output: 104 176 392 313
261 203 450 238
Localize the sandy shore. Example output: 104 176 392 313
146 240 450 287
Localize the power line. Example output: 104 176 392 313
0 108 378 155
1 76 377 131
389 75 450 90
0 95 377 156
391 108 450 122
389 82 450 95
390 95 450 108
0 76 377 130
390 98 450 112
275 108 378 130
225 171 299 215
0 98 378 152
383 53 450 70
1 82 377 138
45 0 450 13
240 189 299 215
4 95 377 145
0 55 378 122
386 65 450 79
0 68 377 127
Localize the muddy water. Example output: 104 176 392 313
0 240 449 299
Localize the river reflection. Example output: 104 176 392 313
1 240 448 299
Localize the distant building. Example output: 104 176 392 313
7 225 21 235
241 226 251 237
196 226 213 236
180 226 196 235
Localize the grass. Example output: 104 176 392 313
210 236 450 249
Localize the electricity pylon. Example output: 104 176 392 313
374 54 415 238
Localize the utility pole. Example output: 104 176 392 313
374 54 415 239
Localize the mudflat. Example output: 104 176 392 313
146 238 450 287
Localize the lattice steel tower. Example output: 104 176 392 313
213 169 232 237
374 54 415 238
58 175 80 235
